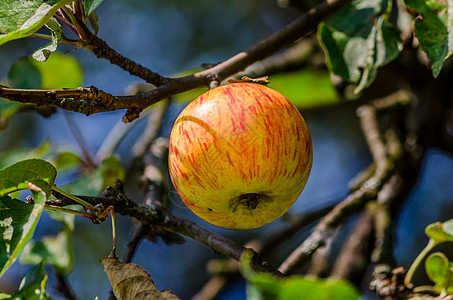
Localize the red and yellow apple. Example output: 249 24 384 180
168 82 312 229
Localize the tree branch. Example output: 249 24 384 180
49 182 282 277
83 33 169 87
1 0 351 123
278 181 379 274
0 86 115 116
278 90 412 275
330 211 374 283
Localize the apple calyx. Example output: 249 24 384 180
231 193 271 213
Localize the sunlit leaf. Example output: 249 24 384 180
0 0 72 46
21 227 73 275
101 255 180 299
318 0 402 94
33 52 83 89
6 52 82 90
442 218 453 236
32 17 62 62
10 260 50 300
268 70 340 108
405 0 453 77
171 68 208 102
0 193 45 277
172 87 207 103
0 159 57 197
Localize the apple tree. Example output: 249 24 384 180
1 0 453 299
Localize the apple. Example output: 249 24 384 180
168 82 312 229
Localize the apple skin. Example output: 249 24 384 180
168 82 312 229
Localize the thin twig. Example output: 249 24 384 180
94 119 139 163
238 38 317 78
131 99 171 158
84 32 168 86
30 33 81 47
63 111 97 169
122 223 148 264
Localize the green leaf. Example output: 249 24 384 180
0 195 45 277
318 0 402 94
32 17 62 62
405 0 453 77
246 272 360 300
240 250 360 300
0 0 73 46
11 260 50 300
426 219 453 244
100 156 125 189
29 179 54 199
44 204 77 231
0 100 23 129
172 87 208 103
21 227 73 275
62 171 102 196
267 70 340 109
85 0 104 16
425 252 451 291
32 52 83 89
0 141 52 170
3 56 42 126
6 52 82 90
7 57 42 89
88 11 99 35
170 68 208 102
62 156 125 195
51 151 85 172
0 159 57 197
